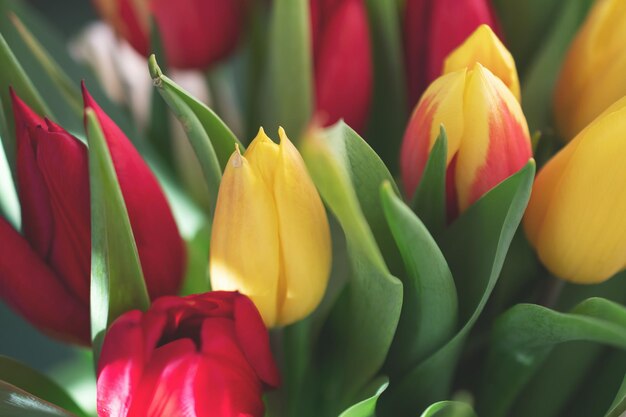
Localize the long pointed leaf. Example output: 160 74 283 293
86 109 150 358
0 381 76 417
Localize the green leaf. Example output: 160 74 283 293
478 298 626 417
265 0 313 140
420 401 478 417
380 181 457 374
86 109 150 358
0 381 77 417
0 30 50 173
149 55 222 219
364 0 407 168
301 123 402 412
411 126 447 236
9 13 82 117
520 0 595 132
0 129 20 229
607 371 626 417
338 378 389 417
379 161 535 415
179 223 211 296
0 356 87 417
149 55 242 171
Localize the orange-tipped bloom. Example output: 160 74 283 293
554 0 626 140
210 128 331 327
401 63 532 219
525 97 626 284
443 24 520 101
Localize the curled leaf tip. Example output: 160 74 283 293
148 54 163 85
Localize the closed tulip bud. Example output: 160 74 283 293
311 0 373 132
210 128 331 327
401 63 532 219
404 0 501 107
97 292 280 417
0 89 184 344
92 0 247 69
554 0 626 140
525 97 626 284
443 24 520 102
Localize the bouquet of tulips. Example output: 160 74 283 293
1 0 626 416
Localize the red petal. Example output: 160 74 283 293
34 126 91 304
234 294 280 388
0 217 89 344
82 83 185 300
10 90 53 257
314 0 372 132
404 0 432 107
97 310 146 417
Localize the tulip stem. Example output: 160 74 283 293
540 277 565 308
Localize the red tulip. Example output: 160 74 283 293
97 291 280 417
0 89 184 345
311 0 373 132
92 0 248 69
404 0 501 107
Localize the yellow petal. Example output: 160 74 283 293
443 24 521 102
525 98 626 283
209 147 280 326
554 0 626 140
272 128 332 326
245 127 280 186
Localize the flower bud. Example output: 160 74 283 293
443 24 520 102
311 0 373 132
525 97 626 284
92 0 248 69
0 89 184 344
404 0 501 107
97 291 280 417
401 64 532 219
210 128 331 327
554 0 626 140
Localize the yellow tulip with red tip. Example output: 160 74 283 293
554 0 626 140
443 24 520 102
210 128 332 327
401 63 532 219
525 97 626 284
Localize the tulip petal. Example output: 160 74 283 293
456 64 530 212
210 149 280 327
82 84 185 299
313 0 372 131
233 294 281 388
400 69 466 199
10 90 53 257
0 218 89 344
272 129 331 326
245 128 280 186
443 24 520 101
127 339 200 417
97 310 146 417
527 103 626 283
33 126 91 304
196 318 264 417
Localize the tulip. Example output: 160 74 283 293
0 89 184 344
311 0 373 132
210 128 331 327
400 63 532 219
97 291 280 417
443 24 520 102
404 0 501 107
525 96 626 284
92 0 247 69
553 0 626 140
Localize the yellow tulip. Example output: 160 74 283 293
524 96 626 284
554 0 626 140
210 128 332 326
443 24 521 102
